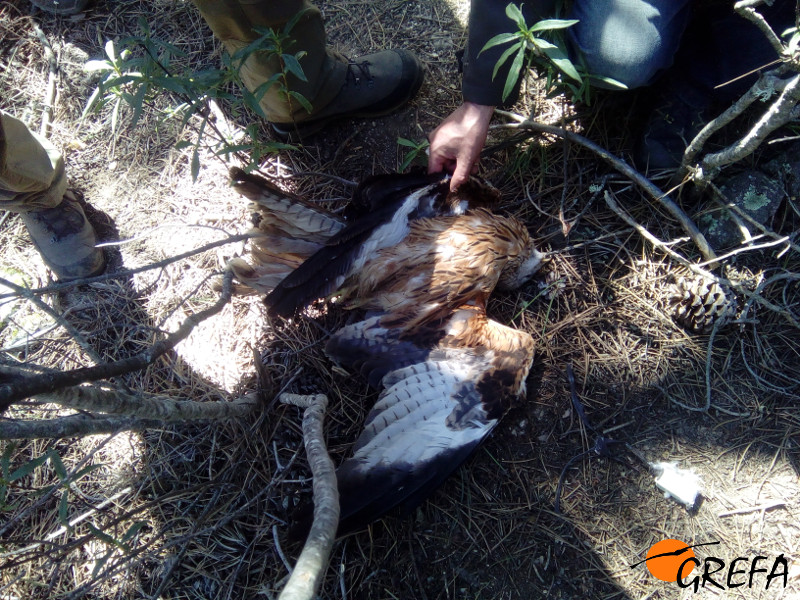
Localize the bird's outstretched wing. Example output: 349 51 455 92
227 168 346 294
325 305 535 534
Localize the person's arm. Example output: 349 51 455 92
429 1 532 190
428 0 536 190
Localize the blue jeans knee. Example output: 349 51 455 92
568 0 691 89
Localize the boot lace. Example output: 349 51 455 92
345 60 374 89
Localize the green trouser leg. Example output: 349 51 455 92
192 0 346 123
0 111 66 213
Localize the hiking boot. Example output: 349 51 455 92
270 49 424 142
20 190 105 281
29 0 88 15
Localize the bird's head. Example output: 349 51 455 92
496 220 545 291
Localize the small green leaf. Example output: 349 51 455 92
104 39 117 62
2 444 14 479
136 15 150 36
151 76 188 94
505 3 527 29
150 38 186 58
529 18 579 33
281 54 308 82
287 90 312 114
540 44 582 82
191 150 200 181
9 452 50 482
479 32 521 55
284 7 312 35
92 554 110 580
121 521 146 543
528 37 557 51
58 491 69 525
397 137 419 148
175 140 193 150
87 522 129 551
492 41 523 81
73 464 104 480
502 45 526 101
84 59 113 73
49 451 67 481
242 88 267 119
129 84 148 128
588 74 627 89
252 74 281 100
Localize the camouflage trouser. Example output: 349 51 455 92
0 111 66 213
192 0 347 123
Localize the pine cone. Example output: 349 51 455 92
666 275 733 333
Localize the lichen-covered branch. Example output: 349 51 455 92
676 71 791 180
278 393 339 600
698 73 800 179
0 393 258 440
0 414 167 440
40 386 259 419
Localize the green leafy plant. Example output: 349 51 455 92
83 14 310 178
397 137 430 171
481 3 625 104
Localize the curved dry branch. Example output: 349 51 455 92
495 111 717 261
278 393 339 600
0 270 234 412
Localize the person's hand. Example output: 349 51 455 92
428 102 494 191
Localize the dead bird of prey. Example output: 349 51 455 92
228 168 544 534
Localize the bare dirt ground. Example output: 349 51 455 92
1 1 799 599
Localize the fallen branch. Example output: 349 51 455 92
0 270 234 412
0 389 260 439
718 500 785 517
278 393 339 600
34 385 259 419
495 110 717 262
0 414 195 440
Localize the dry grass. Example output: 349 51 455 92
1 0 799 599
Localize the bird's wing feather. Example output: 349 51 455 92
227 168 346 294
326 307 535 534
265 182 446 317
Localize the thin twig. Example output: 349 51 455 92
735 0 785 54
278 393 339 600
0 270 234 412
496 110 717 262
30 21 57 137
0 233 255 301
718 500 785 517
0 276 104 365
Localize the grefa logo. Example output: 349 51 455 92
630 539 790 592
